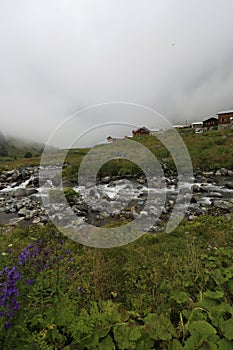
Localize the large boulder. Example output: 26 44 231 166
18 208 31 217
12 188 27 198
215 168 229 176
213 200 233 211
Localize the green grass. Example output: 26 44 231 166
0 156 40 171
0 128 232 174
0 215 233 348
62 129 233 181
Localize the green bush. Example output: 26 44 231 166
24 152 32 158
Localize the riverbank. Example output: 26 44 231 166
0 165 232 229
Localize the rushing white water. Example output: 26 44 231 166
0 176 34 193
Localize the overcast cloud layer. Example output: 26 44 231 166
1 0 233 145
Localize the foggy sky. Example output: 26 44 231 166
1 0 233 146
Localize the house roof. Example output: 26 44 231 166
203 117 218 122
132 127 150 133
217 110 233 115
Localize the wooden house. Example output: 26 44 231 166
217 110 233 130
202 117 218 130
132 127 151 138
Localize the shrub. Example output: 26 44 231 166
24 152 32 159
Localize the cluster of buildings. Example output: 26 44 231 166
191 110 233 133
107 127 151 143
106 110 233 142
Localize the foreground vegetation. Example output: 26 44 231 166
0 215 233 349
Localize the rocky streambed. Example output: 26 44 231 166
0 166 233 231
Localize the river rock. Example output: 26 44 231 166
85 182 95 189
188 215 197 221
7 217 25 226
215 168 229 176
51 175 61 186
101 176 111 184
202 171 214 177
101 193 113 201
26 188 38 196
32 217 41 224
138 178 146 184
21 169 30 180
192 184 200 193
11 172 22 182
199 184 209 192
225 182 233 190
208 192 223 198
40 216 49 224
213 200 233 211
89 188 97 197
31 176 39 186
18 208 31 217
12 188 27 198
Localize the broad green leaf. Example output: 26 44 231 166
184 334 201 350
120 308 130 322
27 343 41 350
198 297 218 309
208 302 233 327
219 318 233 340
217 339 233 350
171 291 190 304
144 313 177 340
99 335 115 350
183 308 207 323
201 341 218 350
184 336 218 350
94 323 111 339
109 309 123 323
129 326 142 341
113 324 138 349
135 337 155 350
204 290 224 300
168 339 184 349
189 320 217 337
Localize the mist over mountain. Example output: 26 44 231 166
0 131 46 159
0 131 8 156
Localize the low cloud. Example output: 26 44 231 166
0 0 233 145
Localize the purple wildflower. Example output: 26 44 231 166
25 279 34 285
5 321 11 330
0 266 22 329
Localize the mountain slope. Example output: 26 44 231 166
0 131 8 157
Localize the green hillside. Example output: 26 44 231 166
1 128 233 173
63 128 233 181
0 132 44 169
